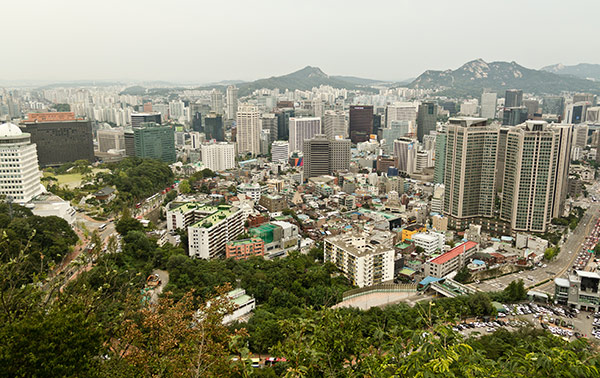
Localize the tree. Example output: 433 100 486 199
116 213 143 236
179 179 191 194
108 286 245 377
454 265 471 283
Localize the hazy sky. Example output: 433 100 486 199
2 0 599 84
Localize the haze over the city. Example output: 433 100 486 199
3 0 599 84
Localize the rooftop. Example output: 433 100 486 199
0 122 24 138
188 204 237 228
429 241 478 265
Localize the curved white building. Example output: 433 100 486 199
0 123 44 203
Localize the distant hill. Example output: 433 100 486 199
198 66 379 96
541 63 600 81
409 59 600 97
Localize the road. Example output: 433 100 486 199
476 202 600 295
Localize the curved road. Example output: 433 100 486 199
475 203 600 295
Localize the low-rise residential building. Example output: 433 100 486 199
237 183 263 201
423 241 479 278
219 288 256 324
412 232 446 255
225 238 265 260
402 224 426 242
187 205 245 259
259 194 288 212
249 221 299 258
27 193 76 225
555 271 600 311
324 230 395 288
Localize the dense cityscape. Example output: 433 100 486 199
3 2 600 377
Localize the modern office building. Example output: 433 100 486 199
20 112 94 167
0 122 44 203
168 101 185 119
275 108 294 141
349 105 373 143
201 142 235 171
443 117 498 230
480 92 498 120
505 89 523 108
573 93 595 104
503 107 528 126
542 96 565 116
393 137 417 175
191 111 203 132
433 127 446 184
500 121 572 232
271 140 289 162
204 112 224 141
124 129 135 157
226 85 238 120
523 99 540 117
323 110 347 139
289 117 321 153
573 124 589 148
324 230 395 288
97 127 125 153
187 204 245 259
133 122 176 163
566 102 589 124
386 103 417 130
260 113 278 142
303 134 351 178
417 101 438 142
131 112 162 128
236 104 261 156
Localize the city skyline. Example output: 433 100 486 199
3 0 600 84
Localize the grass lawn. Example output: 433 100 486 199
42 168 109 189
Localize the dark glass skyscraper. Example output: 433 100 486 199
131 112 162 128
417 101 438 142
204 113 224 141
349 105 373 143
505 90 523 108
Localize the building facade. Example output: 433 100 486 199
187 205 245 259
0 123 44 203
417 101 438 142
133 122 176 163
20 112 94 167
289 117 321 153
349 105 374 143
236 105 261 156
201 142 236 171
324 230 395 288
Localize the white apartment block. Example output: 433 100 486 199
324 230 395 288
289 117 321 153
237 183 263 202
201 142 235 171
186 204 245 259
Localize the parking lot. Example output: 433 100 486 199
453 302 597 341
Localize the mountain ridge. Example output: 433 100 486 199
541 63 600 81
409 59 600 96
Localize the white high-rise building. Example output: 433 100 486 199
323 110 347 139
271 141 289 162
201 142 236 171
289 117 321 153
480 92 498 119
168 100 185 119
236 104 261 156
386 103 417 132
0 123 44 203
393 137 417 175
460 99 479 116
226 86 238 120
211 90 224 115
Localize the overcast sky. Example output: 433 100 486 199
2 0 599 84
